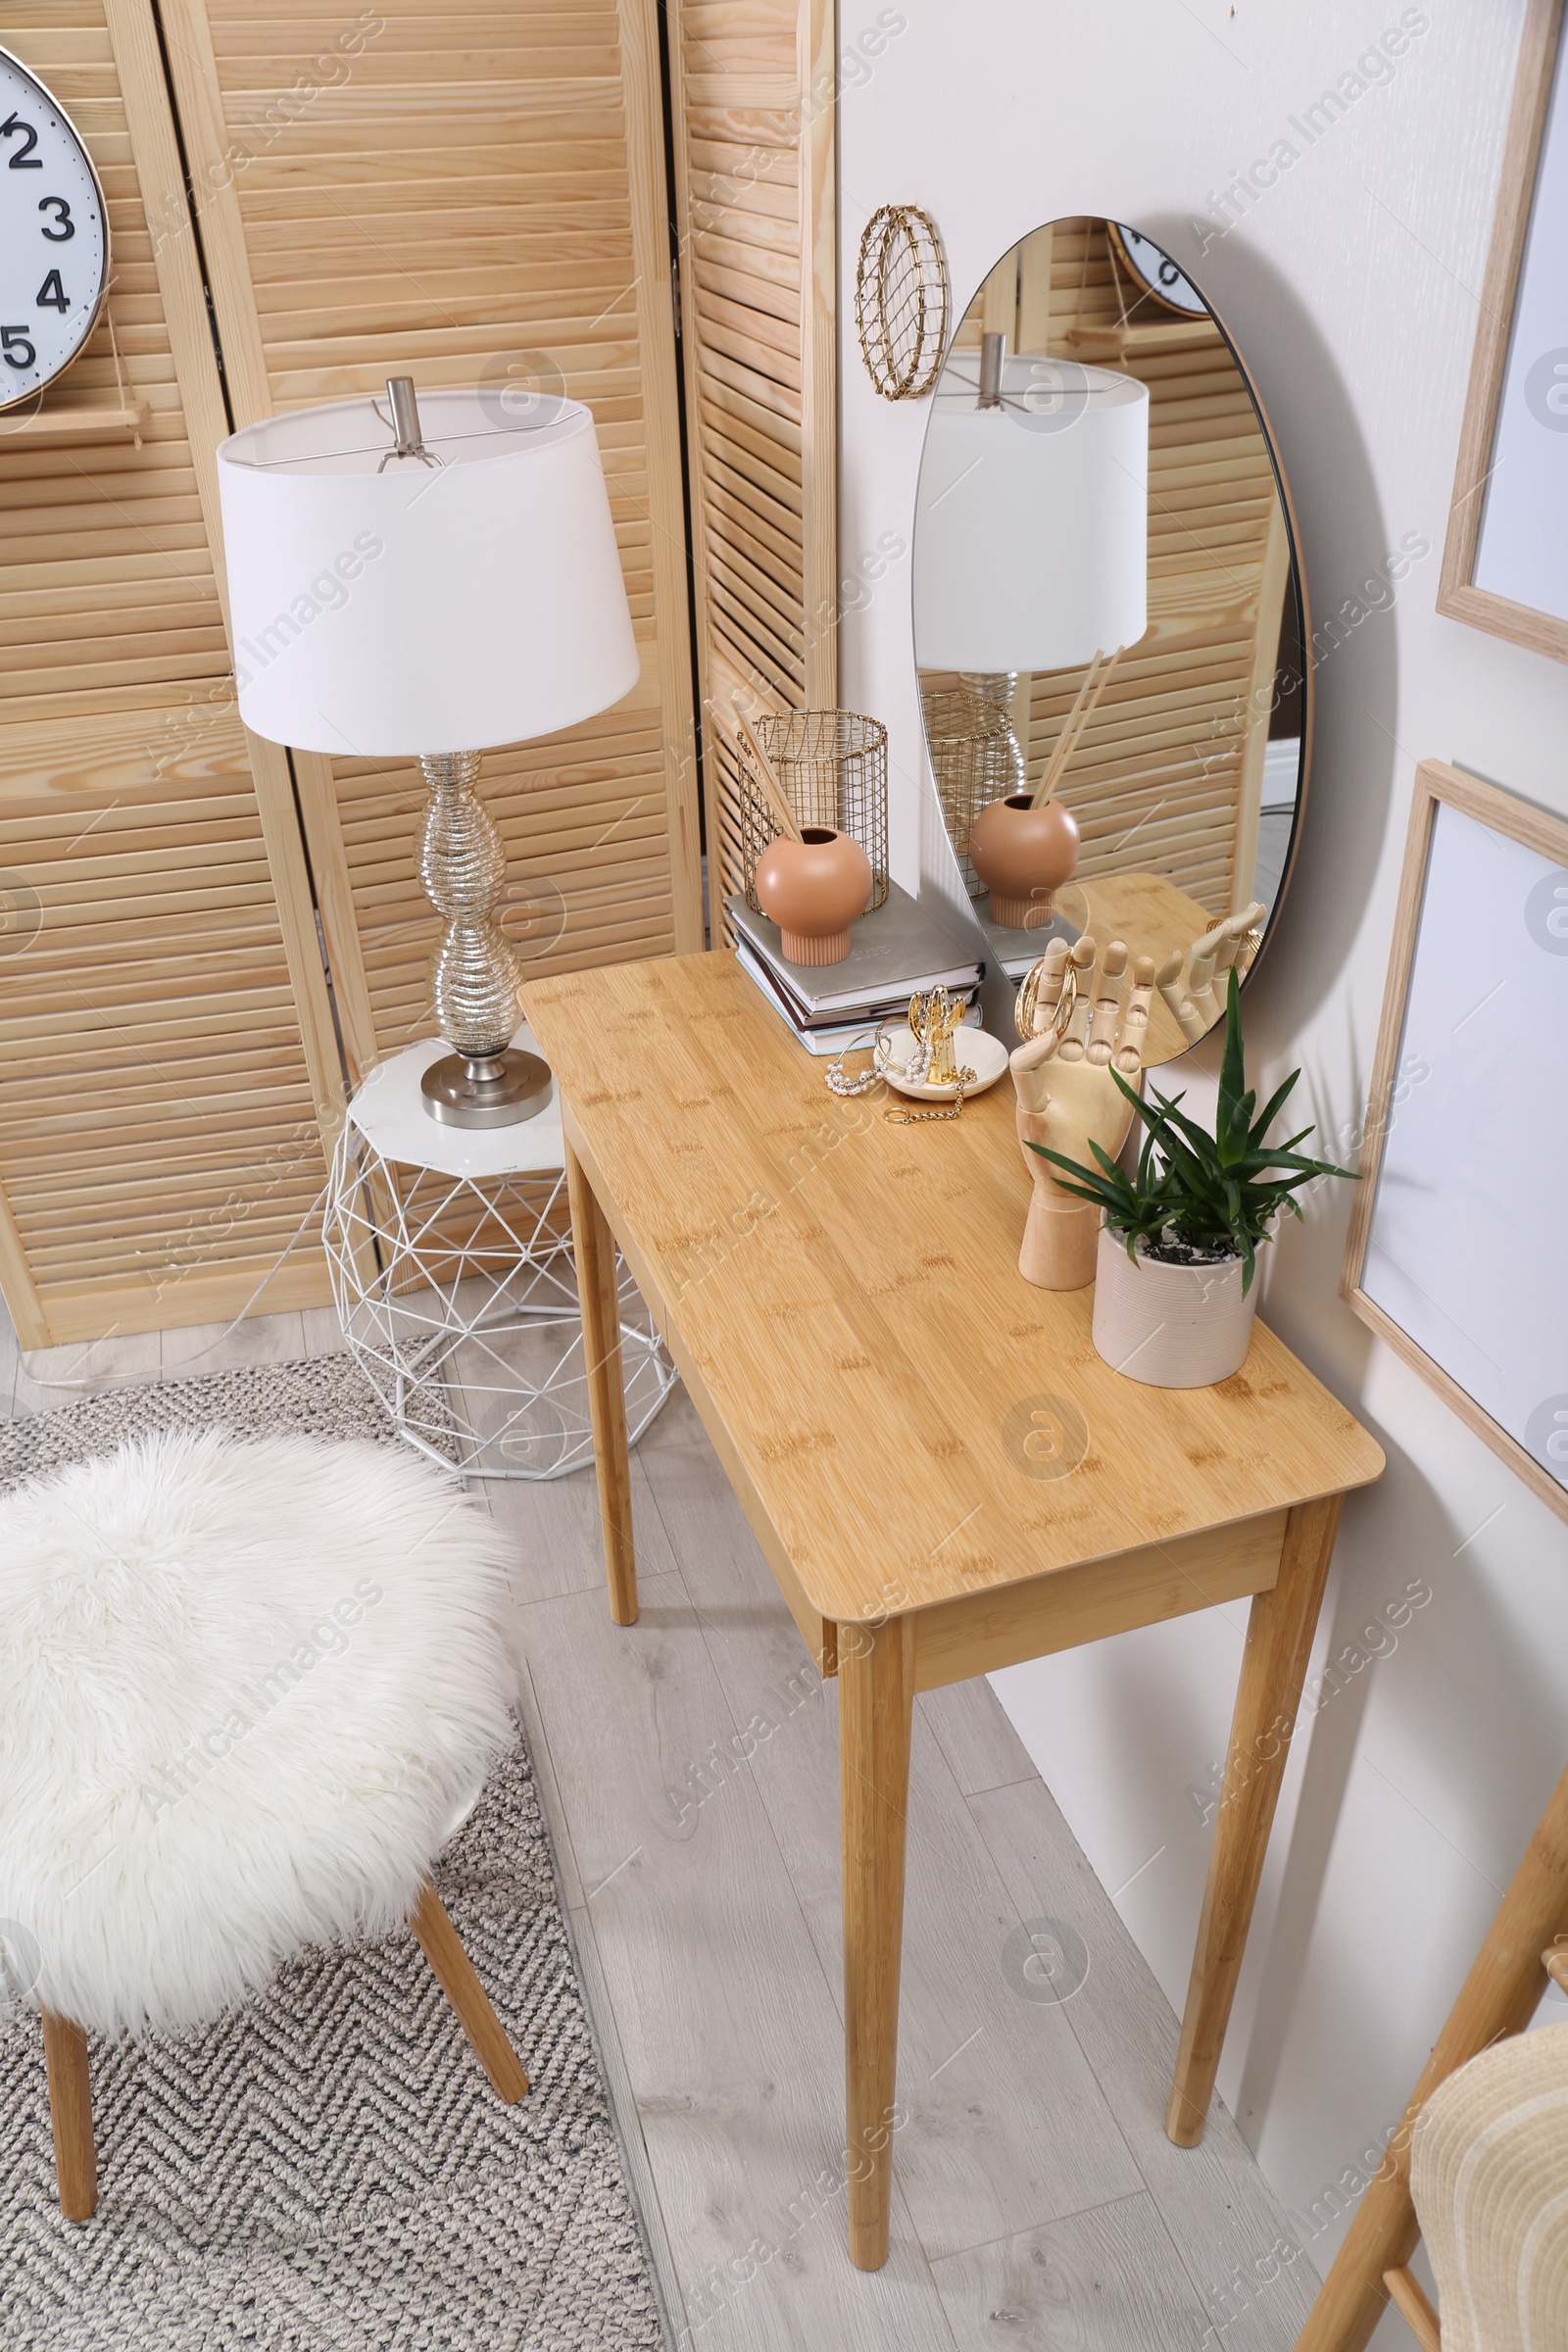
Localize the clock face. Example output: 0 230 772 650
0 48 109 412
1109 225 1207 319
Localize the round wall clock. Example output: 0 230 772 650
0 47 110 412
1108 224 1206 318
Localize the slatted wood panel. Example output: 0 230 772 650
667 0 836 924
161 0 701 1080
0 2 342 1348
950 220 1292 920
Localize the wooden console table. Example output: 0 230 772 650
523 952 1384 2272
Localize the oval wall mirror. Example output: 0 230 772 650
913 218 1307 1062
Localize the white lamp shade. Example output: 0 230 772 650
913 356 1149 672
216 391 639 758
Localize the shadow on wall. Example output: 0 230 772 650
1140 216 1405 1052
1230 1419 1567 2256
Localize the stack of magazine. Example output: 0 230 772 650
727 880 985 1055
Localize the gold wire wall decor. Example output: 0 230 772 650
855 205 949 400
739 710 890 912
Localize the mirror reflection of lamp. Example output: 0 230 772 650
913 338 1149 931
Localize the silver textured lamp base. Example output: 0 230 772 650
958 671 1027 796
420 1048 553 1129
417 748 547 1127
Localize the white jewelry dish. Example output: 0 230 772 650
879 1021 1008 1102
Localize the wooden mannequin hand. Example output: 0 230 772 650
1155 902 1265 1047
1008 935 1154 1290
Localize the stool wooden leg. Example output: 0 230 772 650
408 1881 529 2103
1167 1494 1343 2146
564 1138 638 1627
41 2012 97 2221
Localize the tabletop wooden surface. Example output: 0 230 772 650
522 953 1382 1627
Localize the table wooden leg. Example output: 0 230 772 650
840 1611 914 2271
1167 1493 1344 2146
564 1139 637 1626
1293 1759 1568 2352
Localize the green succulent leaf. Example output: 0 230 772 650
1030 965 1356 1281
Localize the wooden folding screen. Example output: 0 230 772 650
0 0 342 1347
952 220 1290 919
160 0 701 1085
665 0 837 921
0 0 703 1348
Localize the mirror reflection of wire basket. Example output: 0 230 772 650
921 684 1027 896
739 710 890 913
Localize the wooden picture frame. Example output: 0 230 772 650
1342 759 1568 1526
1438 0 1568 662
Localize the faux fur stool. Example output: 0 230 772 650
0 1426 528 2221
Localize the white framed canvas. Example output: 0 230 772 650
1439 0 1568 663
1343 760 1568 1522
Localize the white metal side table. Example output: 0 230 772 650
323 1029 675 1479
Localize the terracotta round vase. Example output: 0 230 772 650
755 825 872 965
968 793 1080 929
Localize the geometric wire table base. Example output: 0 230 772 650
324 1118 676 1482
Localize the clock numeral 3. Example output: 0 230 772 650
34 271 68 315
1 114 41 168
38 196 74 240
1 326 37 370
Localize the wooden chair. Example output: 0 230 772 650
1295 1761 1568 2350
1388 1988 1568 2351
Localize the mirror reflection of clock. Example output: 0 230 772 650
0 47 110 410
1107 223 1206 317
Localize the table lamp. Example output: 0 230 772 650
913 335 1149 781
216 379 638 1127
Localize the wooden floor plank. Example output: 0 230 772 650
159 1307 307 1376
566 1893 695 2350
514 1650 587 1912
14 1325 162 1417
485 1467 696 2349
929 2189 1220 2351
300 1301 347 1356
918 1678 1043 1800
514 1567 957 2349
968 1776 1320 2348
639 1427 1145 2263
478 1445 678 1607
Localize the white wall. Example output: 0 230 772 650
838 2 1568 2334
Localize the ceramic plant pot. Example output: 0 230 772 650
967 792 1080 929
755 825 873 966
1090 1224 1259 1388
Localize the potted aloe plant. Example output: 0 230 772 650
1030 971 1354 1387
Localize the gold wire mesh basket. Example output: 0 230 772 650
855 205 949 401
920 683 1026 897
739 710 890 914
